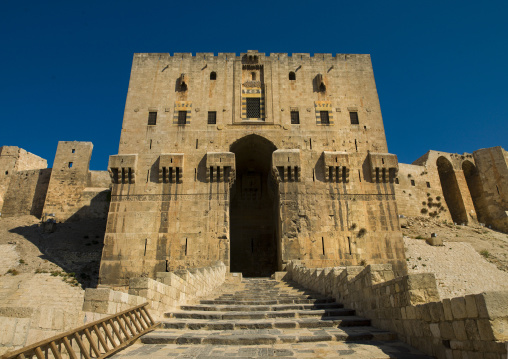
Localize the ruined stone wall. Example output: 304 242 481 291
396 151 477 224
1 169 52 218
0 147 47 214
42 142 110 222
99 51 406 287
472 147 508 232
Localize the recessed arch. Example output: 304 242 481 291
462 160 486 222
210 71 217 80
289 71 296 80
437 156 467 224
229 134 279 277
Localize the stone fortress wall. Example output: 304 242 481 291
98 50 407 287
395 147 508 232
0 51 506 287
0 142 110 222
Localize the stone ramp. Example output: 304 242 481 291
112 278 432 358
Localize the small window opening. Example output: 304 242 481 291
210 72 217 80
347 237 352 255
355 139 358 152
5 171 8 175
146 170 149 183
68 162 73 168
320 111 330 124
358 170 362 182
251 72 256 81
150 139 152 149
246 98 261 118
310 138 312 150
395 178 399 184
185 238 188 256
312 169 315 182
496 185 500 195
382 158 385 164
176 167 180 183
178 111 187 125
144 238 147 256
208 111 217 124
322 237 325 256
194 168 197 182
196 139 199 149
291 110 300 124
289 72 296 80
148 111 157 126
426 182 431 188
411 180 415 186
350 112 359 125
71 149 75 153
319 83 326 92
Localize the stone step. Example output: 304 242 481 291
166 308 355 320
180 302 343 312
160 316 371 330
200 297 334 305
140 326 397 345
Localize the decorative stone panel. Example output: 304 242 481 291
323 151 350 183
272 149 301 182
108 154 138 184
159 153 184 183
206 152 235 184
368 152 398 183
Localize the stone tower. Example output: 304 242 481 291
99 51 406 287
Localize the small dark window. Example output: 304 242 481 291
148 112 157 126
5 171 8 175
320 111 330 124
350 112 359 125
291 110 300 124
178 111 187 125
395 178 399 184
411 180 415 186
289 72 296 80
68 162 73 168
71 149 75 153
246 98 261 118
426 182 431 188
210 72 217 80
208 111 217 124
251 72 256 81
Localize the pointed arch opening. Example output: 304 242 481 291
437 156 467 224
462 160 486 222
229 135 279 277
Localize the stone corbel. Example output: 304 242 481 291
108 154 138 184
323 151 350 183
159 154 184 183
272 149 301 182
206 152 236 186
367 152 398 183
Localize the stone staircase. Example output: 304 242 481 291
140 279 414 348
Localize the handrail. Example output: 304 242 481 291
2 302 159 359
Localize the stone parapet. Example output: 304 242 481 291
83 262 227 320
286 261 508 359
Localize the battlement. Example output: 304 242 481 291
133 51 371 62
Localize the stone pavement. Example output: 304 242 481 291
111 278 431 358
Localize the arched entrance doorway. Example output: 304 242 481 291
437 156 468 224
229 135 279 277
462 160 485 222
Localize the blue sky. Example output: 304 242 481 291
1 0 506 170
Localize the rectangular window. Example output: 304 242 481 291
320 111 330 124
71 149 75 153
148 111 157 126
178 111 187 125
426 182 431 188
68 162 73 168
290 110 300 124
395 178 399 184
350 111 359 125
246 98 261 118
411 179 415 186
208 111 217 124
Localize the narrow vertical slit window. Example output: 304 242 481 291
347 237 352 255
395 178 399 184
144 239 147 256
178 111 187 125
426 182 431 188
320 111 330 124
322 237 325 255
358 170 362 182
146 170 149 183
208 111 217 124
149 139 152 149
148 112 157 125
355 139 358 152
68 162 73 168
196 139 199 149
290 110 300 124
71 149 75 153
185 238 188 256
350 111 359 125
411 180 415 186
